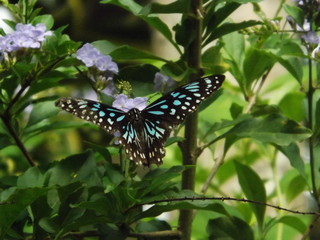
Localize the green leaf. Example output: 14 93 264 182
23 121 90 140
86 142 113 162
220 114 312 146
26 100 59 127
44 211 115 240
136 219 171 232
92 40 119 54
276 57 303 83
101 0 180 52
134 197 231 223
0 188 48 238
204 2 241 38
0 133 13 149
203 21 261 46
198 88 223 112
32 14 54 29
75 196 124 222
243 48 275 88
314 98 320 138
110 45 166 62
30 195 53 239
278 92 306 122
277 216 307 233
202 44 224 73
283 4 305 27
174 18 196 47
206 216 254 240
45 151 98 187
165 136 185 147
103 163 125 193
234 161 266 229
284 174 306 203
274 143 306 178
138 166 185 197
222 31 245 68
17 167 45 188
141 1 187 14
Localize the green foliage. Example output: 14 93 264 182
0 0 318 239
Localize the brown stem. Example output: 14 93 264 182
178 0 203 239
0 114 35 166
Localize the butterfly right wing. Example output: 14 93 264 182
55 97 127 135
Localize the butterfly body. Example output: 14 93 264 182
55 74 225 166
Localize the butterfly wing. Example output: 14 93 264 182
139 74 225 164
55 97 127 134
55 98 158 166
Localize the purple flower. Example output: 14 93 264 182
112 94 147 112
302 31 319 44
76 43 101 67
15 23 52 42
154 72 176 93
96 55 119 73
76 43 119 73
102 78 118 97
1 23 52 52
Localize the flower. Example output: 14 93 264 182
76 43 119 73
76 43 101 67
102 78 118 97
96 55 118 73
112 94 147 112
302 31 319 44
0 23 52 52
153 72 176 93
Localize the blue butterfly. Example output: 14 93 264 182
55 75 225 166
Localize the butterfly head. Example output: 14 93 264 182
127 108 142 122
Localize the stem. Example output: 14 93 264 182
0 114 35 166
178 0 202 239
308 58 318 202
1 57 65 166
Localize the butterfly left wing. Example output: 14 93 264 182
55 97 127 134
55 98 159 166
139 75 225 164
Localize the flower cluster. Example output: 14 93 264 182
76 43 118 74
0 23 52 54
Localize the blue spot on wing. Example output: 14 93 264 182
148 111 164 115
173 100 181 106
117 115 125 122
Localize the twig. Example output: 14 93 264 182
200 151 226 195
244 68 271 113
125 196 320 216
0 114 35 166
129 230 182 238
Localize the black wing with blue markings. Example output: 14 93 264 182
137 75 225 165
55 98 127 134
55 74 225 166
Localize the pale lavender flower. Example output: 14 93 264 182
0 23 51 52
302 31 319 44
76 43 101 67
102 78 118 97
15 23 52 42
112 94 147 112
96 55 119 73
154 72 176 93
76 43 118 73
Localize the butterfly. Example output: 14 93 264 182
55 74 225 166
